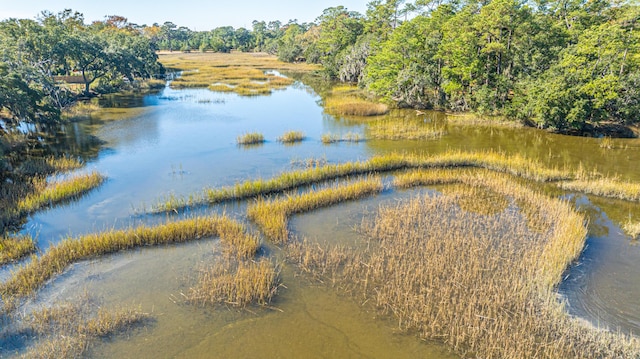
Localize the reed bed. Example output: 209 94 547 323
0 216 254 310
151 150 571 213
61 101 101 121
17 301 150 358
366 119 447 140
0 234 36 266
236 132 265 145
247 177 383 243
288 172 639 358
277 130 305 144
187 258 280 308
16 171 105 214
559 178 640 202
324 96 389 117
320 132 364 144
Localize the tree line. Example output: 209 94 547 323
139 0 640 132
0 10 163 129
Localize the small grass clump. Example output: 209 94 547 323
247 177 383 243
559 178 640 202
16 156 84 177
18 301 150 358
17 171 105 214
277 130 305 144
188 258 280 308
61 101 101 121
0 234 36 266
236 132 265 146
0 215 256 311
321 132 364 144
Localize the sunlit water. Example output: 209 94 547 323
2 74 640 357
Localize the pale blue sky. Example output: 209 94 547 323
1 0 369 30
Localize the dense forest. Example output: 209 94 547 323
1 0 639 133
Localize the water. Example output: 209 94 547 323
2 70 640 356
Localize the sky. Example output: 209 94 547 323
0 0 370 30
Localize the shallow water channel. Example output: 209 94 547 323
2 74 640 357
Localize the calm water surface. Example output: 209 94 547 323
3 75 640 356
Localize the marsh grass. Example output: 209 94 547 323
287 171 639 358
0 216 254 310
321 132 364 144
159 53 311 96
323 96 389 117
277 130 305 144
366 119 447 140
599 136 615 149
61 101 101 121
151 150 571 214
17 171 105 214
18 301 150 358
559 178 640 202
0 235 36 266
247 177 383 243
236 132 265 145
188 258 280 308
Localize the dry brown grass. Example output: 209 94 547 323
623 221 640 239
17 301 150 358
287 170 640 358
188 258 280 308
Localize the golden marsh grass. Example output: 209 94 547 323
287 171 639 358
0 234 36 265
17 172 105 214
623 221 640 239
323 96 389 117
188 258 280 308
277 130 305 144
0 216 254 310
247 177 383 243
236 132 265 145
559 178 640 202
366 119 447 140
320 132 364 144
151 150 571 213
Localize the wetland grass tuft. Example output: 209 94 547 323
188 258 280 308
277 130 305 144
0 216 256 310
17 171 105 214
321 132 364 144
288 171 639 358
0 234 36 266
247 177 383 243
236 132 265 145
